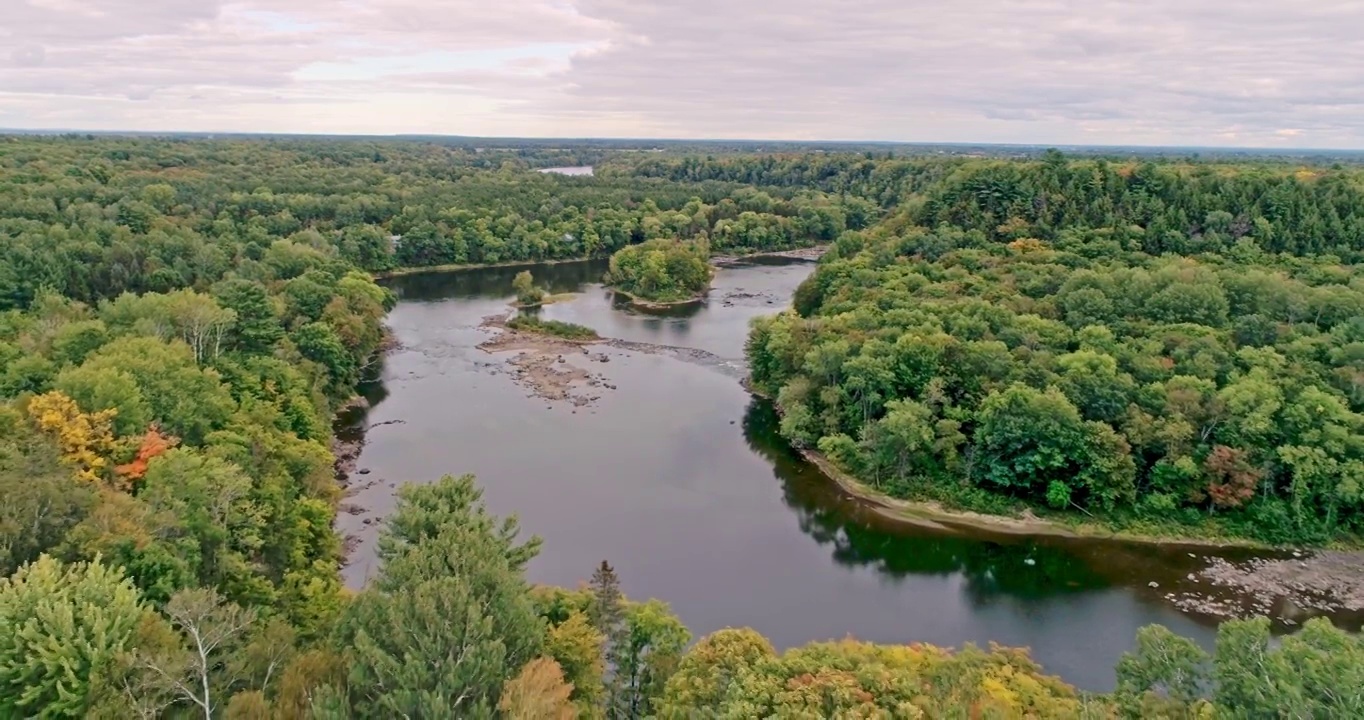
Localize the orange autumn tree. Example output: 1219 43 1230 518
498 657 577 720
115 426 178 489
25 391 118 484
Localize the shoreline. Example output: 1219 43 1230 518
742 379 1272 550
511 292 578 310
712 245 829 263
608 286 707 309
344 273 1364 624
799 445 1271 549
371 243 829 280
375 256 598 279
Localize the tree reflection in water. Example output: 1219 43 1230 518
741 398 1116 605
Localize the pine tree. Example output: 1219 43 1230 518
589 560 629 718
0 554 146 718
324 475 544 718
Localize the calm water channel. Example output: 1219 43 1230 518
339 257 1292 690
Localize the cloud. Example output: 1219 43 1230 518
1 0 1362 147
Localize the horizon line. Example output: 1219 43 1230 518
4 127 1364 154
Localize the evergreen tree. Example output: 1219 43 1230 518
0 555 145 719
212 279 284 354
325 475 544 718
589 560 629 718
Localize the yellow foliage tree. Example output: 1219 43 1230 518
25 391 117 485
1007 237 1050 254
498 657 577 720
544 610 606 713
657 631 1088 719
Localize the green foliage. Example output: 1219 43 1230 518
71 336 235 444
535 570 690 720
0 555 145 719
542 610 606 713
656 629 1086 718
326 475 544 718
605 239 714 303
0 424 95 577
115 587 261 719
506 315 601 340
292 322 357 400
1114 617 1364 718
213 279 284 354
0 142 391 690
617 600 689 718
513 271 547 307
1114 624 1211 717
139 448 268 605
10 137 1364 717
0 137 853 302
748 224 1364 542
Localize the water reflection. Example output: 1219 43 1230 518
387 259 611 302
609 293 707 320
349 257 1360 692
741 400 1112 602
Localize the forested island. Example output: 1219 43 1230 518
2 135 1364 717
603 239 713 305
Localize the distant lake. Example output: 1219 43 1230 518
538 166 594 176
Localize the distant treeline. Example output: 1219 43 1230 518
0 137 867 309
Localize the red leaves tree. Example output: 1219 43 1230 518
115 426 178 488
1202 445 1262 510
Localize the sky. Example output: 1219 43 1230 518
3 0 1363 148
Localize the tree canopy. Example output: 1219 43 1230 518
749 225 1364 543
604 239 713 303
5 135 1364 716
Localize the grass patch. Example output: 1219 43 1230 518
507 315 600 340
515 292 578 309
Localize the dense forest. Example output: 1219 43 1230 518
3 135 1364 717
0 136 862 311
746 155 1364 544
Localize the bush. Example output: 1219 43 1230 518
506 316 599 341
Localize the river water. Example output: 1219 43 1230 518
337 257 1327 691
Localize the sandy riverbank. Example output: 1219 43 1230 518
741 377 1267 549
799 446 1267 547
712 245 829 263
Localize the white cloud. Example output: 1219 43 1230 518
1 0 1362 147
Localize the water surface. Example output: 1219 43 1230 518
538 165 595 176
338 258 1321 690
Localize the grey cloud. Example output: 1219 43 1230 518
2 0 1362 146
12 0 224 42
512 0 1364 145
10 45 46 68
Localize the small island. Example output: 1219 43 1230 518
512 270 547 307
505 314 599 341
604 239 714 307
512 269 577 308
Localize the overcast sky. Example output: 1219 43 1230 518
3 0 1363 147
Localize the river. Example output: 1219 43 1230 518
337 256 1347 691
